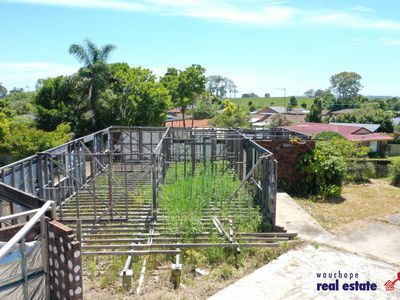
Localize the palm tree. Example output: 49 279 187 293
68 38 116 126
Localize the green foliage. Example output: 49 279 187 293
315 134 370 158
207 75 237 98
35 75 88 135
301 103 307 109
297 141 347 198
289 96 297 107
159 161 261 239
231 97 313 110
3 90 35 115
346 160 376 183
0 119 71 163
269 114 292 127
314 131 345 141
391 160 400 186
330 71 363 103
210 99 250 128
330 103 395 133
0 83 7 98
305 97 323 122
161 64 207 127
242 93 258 98
191 94 217 119
96 63 171 127
68 38 116 131
247 100 256 112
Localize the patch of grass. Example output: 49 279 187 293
214 264 233 281
231 97 313 110
159 161 261 239
294 179 400 231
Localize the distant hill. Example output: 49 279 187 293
230 97 314 110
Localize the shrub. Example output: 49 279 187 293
391 160 400 186
346 160 376 183
297 141 347 198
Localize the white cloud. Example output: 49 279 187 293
0 62 78 90
4 0 400 30
3 0 148 11
308 12 400 30
379 37 400 46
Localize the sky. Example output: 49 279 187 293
1 0 400 97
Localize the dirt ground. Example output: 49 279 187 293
83 242 302 299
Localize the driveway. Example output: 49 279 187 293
209 193 400 299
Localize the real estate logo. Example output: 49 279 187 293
384 272 400 292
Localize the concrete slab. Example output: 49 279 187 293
383 213 400 226
329 221 400 266
209 245 400 300
276 192 334 243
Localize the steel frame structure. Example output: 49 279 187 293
0 126 297 292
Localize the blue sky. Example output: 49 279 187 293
1 0 400 96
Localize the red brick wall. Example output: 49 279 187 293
256 140 315 184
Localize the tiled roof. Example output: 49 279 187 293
165 119 210 128
283 122 393 142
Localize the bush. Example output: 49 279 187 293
346 160 376 183
391 160 400 186
297 141 347 198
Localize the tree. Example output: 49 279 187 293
305 97 323 122
297 141 347 198
0 118 71 164
301 103 307 109
4 90 35 115
269 114 292 127
96 63 171 127
207 75 237 98
330 103 395 133
289 96 297 107
265 93 271 98
9 87 24 94
225 78 237 98
210 99 249 128
35 75 88 135
330 72 363 107
192 94 217 119
161 64 207 127
0 83 7 98
242 93 258 98
68 38 116 129
304 89 315 98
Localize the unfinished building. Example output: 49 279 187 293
0 126 298 299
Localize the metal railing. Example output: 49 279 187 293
0 201 56 300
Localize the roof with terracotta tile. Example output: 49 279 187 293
283 122 393 142
165 119 210 128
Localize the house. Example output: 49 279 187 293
249 106 307 127
329 122 381 132
283 122 394 153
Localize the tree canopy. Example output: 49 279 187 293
330 72 363 109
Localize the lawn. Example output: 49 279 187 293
294 179 400 232
231 97 314 110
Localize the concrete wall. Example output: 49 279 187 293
256 140 315 184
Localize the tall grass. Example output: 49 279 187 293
159 161 262 239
